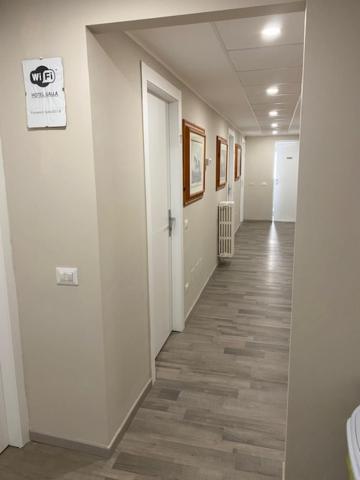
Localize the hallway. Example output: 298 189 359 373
0 221 294 480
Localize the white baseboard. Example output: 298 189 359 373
107 378 152 451
185 263 217 320
235 221 242 234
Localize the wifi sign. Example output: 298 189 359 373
30 65 56 87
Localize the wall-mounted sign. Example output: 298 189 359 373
22 57 66 128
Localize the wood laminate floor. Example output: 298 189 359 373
0 221 295 480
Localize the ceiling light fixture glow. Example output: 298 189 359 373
261 25 282 41
271 122 278 128
269 110 278 117
266 85 279 96
272 130 278 135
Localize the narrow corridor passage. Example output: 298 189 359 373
0 221 294 480
114 221 294 479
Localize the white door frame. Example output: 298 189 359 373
227 128 235 200
0 138 29 448
240 137 246 223
141 63 184 380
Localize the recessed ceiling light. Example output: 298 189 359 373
269 110 278 117
272 130 278 135
261 25 282 41
271 122 278 128
266 85 279 96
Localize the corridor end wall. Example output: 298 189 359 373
244 135 299 221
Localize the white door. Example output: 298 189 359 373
273 141 299 222
227 131 235 200
0 367 9 454
147 92 172 357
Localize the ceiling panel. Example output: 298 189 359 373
248 94 299 107
238 66 302 87
252 104 297 115
215 11 305 50
245 83 301 97
229 44 303 71
130 23 259 133
129 9 304 136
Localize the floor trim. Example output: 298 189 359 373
29 378 152 458
185 263 217 321
185 222 243 322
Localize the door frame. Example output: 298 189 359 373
240 137 246 223
227 128 235 200
0 138 29 448
141 62 184 380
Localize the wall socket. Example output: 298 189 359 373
56 267 79 286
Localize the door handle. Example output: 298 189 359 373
168 209 176 237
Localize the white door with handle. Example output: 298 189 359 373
147 92 172 357
273 141 299 222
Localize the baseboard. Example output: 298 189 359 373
107 378 152 452
29 430 113 458
185 262 217 321
235 221 242 234
30 378 152 458
244 218 273 222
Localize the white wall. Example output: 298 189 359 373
286 0 360 478
244 135 298 220
87 30 243 331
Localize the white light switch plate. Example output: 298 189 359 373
56 267 79 286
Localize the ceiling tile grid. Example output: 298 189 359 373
129 10 305 136
214 11 304 135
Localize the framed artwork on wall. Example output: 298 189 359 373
182 119 206 206
216 136 228 190
235 143 242 181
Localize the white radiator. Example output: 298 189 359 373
218 201 235 258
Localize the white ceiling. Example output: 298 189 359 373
129 11 304 136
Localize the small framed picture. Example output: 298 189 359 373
235 143 242 181
183 119 206 206
216 136 228 190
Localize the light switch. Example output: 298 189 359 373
56 267 79 286
184 218 189 231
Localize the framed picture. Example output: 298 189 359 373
216 136 228 190
182 119 206 206
235 143 242 181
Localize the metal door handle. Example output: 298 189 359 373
168 209 176 237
